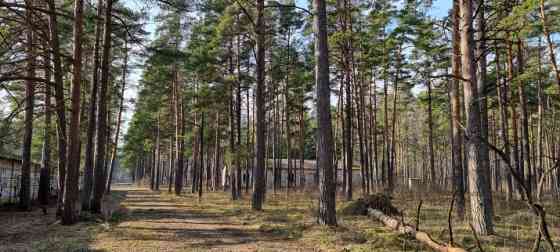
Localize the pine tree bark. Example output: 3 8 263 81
175 73 185 194
344 67 353 200
459 0 493 235
46 0 67 216
106 38 128 193
38 57 52 207
495 40 513 201
427 79 435 187
314 0 337 226
475 0 493 214
82 0 103 210
536 38 545 201
252 0 266 210
388 44 401 192
450 0 465 216
506 38 523 199
155 114 161 191
19 0 35 210
91 0 114 213
516 39 532 198
235 39 242 198
371 73 378 187
62 0 85 224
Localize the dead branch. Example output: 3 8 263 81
448 192 456 246
477 135 556 252
416 200 423 231
469 223 485 252
532 229 542 252
368 208 467 252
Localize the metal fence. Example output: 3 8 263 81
0 165 59 204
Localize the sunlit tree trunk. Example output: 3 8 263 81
459 0 493 235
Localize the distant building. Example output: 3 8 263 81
0 155 58 204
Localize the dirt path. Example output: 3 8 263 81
91 185 313 252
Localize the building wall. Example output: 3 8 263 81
0 158 58 204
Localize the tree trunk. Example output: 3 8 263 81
19 0 35 210
91 0 114 213
169 140 174 193
155 114 161 191
252 0 266 211
516 39 532 199
62 0 85 224
198 113 204 200
173 45 185 195
39 57 52 207
236 41 242 198
81 0 103 210
106 38 128 194
451 0 465 218
427 79 435 187
536 38 545 201
475 0 493 214
495 39 513 201
299 96 305 189
344 66 353 200
368 209 467 252
371 72 378 188
388 44 401 192
314 0 337 226
46 0 67 216
459 0 493 235
507 38 523 199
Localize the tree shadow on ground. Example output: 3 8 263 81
0 189 128 252
109 188 302 250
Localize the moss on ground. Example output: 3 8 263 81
5 186 559 251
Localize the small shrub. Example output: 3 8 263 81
340 194 400 216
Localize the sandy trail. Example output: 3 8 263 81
91 185 311 252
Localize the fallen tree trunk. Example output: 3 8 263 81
368 208 467 252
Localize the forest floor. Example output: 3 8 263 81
1 184 560 251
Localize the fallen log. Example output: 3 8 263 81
368 208 467 252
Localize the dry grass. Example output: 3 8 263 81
0 190 126 252
1 185 559 251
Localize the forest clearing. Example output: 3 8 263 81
2 0 560 251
